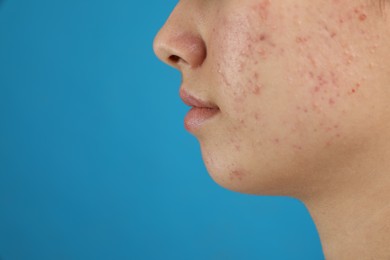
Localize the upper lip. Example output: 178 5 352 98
179 88 219 109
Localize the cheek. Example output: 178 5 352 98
212 2 284 116
276 4 379 147
212 1 377 147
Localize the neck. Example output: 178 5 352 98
300 143 390 259
305 181 390 259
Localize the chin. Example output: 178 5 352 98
201 152 281 196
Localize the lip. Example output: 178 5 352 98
179 88 220 132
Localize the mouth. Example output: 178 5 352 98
179 88 220 132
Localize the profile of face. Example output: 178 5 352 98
154 0 390 198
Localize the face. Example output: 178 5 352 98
154 0 390 197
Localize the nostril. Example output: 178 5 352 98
169 55 181 64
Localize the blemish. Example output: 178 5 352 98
254 113 261 121
328 98 335 105
257 48 267 59
292 144 303 151
359 14 367 21
296 36 309 44
230 170 245 181
259 33 267 41
350 83 361 94
252 85 261 95
253 0 271 22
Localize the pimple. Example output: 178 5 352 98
230 170 246 181
307 55 317 68
256 48 267 59
253 113 261 121
350 83 361 94
359 14 367 21
296 36 309 44
292 144 303 151
259 33 267 41
354 7 368 21
252 85 262 95
252 0 271 22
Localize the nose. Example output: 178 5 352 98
153 2 207 70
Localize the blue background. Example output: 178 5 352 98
0 0 324 259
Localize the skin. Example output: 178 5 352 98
154 0 390 258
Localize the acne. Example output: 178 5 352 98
337 4 369 25
252 85 261 95
252 0 271 22
229 170 246 181
253 112 262 121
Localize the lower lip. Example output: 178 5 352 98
184 107 220 132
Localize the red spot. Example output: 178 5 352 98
307 55 317 68
230 170 245 181
252 85 261 95
292 145 303 150
259 34 267 41
254 113 261 121
351 89 356 93
359 14 367 21
329 98 335 105
317 74 328 86
296 36 308 43
256 0 271 21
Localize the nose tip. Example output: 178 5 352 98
153 32 207 69
153 3 207 70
